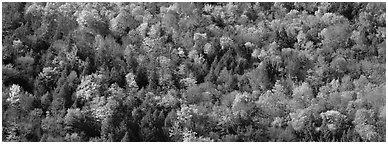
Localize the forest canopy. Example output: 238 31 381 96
2 2 386 142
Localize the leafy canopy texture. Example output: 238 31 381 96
2 2 385 142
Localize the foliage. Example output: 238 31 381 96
75 73 102 102
2 2 385 142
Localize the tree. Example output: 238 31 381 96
257 81 289 118
2 3 24 31
7 84 22 107
248 61 271 91
41 111 66 141
38 67 60 91
125 72 138 91
74 3 110 36
110 9 139 37
75 73 102 103
320 110 347 134
353 108 378 141
319 23 351 51
289 108 311 132
64 108 83 134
